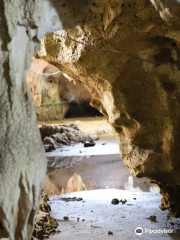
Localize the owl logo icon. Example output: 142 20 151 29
135 227 143 235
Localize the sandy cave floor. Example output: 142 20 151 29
37 189 180 240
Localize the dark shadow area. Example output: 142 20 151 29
65 101 103 118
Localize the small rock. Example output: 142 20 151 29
77 197 83 201
82 219 85 221
60 197 83 202
147 215 157 223
84 141 96 147
63 216 69 221
133 198 136 200
108 231 113 235
119 199 127 204
111 198 119 205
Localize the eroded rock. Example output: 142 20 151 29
27 59 91 121
32 193 60 239
64 173 87 193
0 0 94 239
0 1 47 239
39 123 98 152
37 0 180 216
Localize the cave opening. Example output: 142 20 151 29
25 56 177 240
27 57 102 122
27 56 159 198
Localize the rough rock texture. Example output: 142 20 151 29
27 59 91 121
0 1 47 239
37 0 180 216
0 0 93 239
39 123 98 152
28 59 69 121
32 193 59 239
63 173 87 194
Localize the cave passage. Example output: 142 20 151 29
27 58 102 122
27 60 160 196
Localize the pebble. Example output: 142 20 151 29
119 199 127 204
111 198 119 205
63 216 69 221
84 141 96 147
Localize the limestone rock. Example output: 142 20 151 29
64 173 87 193
27 59 91 121
37 0 180 216
0 0 94 239
150 0 180 22
32 192 59 239
0 1 47 239
39 123 98 152
27 59 69 121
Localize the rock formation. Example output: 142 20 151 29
42 173 87 196
0 1 47 239
37 0 180 217
39 123 98 152
32 192 60 239
27 59 91 121
0 0 93 239
63 173 87 194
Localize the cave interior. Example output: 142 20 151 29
1 0 180 240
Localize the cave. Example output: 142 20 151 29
1 0 180 240
27 57 102 120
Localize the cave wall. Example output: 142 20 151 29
0 0 93 239
0 1 47 238
37 0 180 217
27 59 91 121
